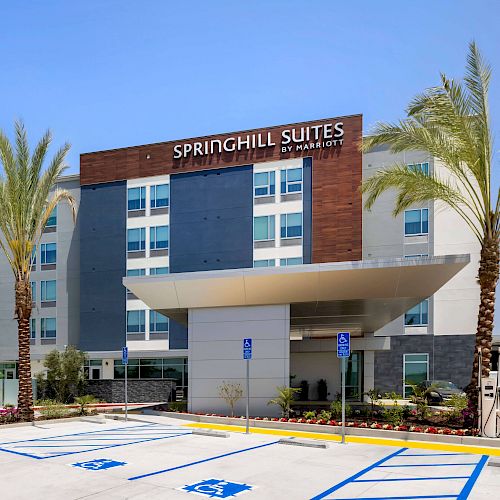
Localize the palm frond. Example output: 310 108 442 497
0 121 76 282
361 42 496 243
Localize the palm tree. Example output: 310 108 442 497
0 121 76 421
360 42 498 414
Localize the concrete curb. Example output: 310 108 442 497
148 411 500 448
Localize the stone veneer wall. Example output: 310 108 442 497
87 379 175 403
374 334 475 394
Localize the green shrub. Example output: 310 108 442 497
382 404 405 425
318 410 332 421
330 400 352 420
303 411 316 419
384 391 402 401
267 386 301 418
444 394 468 424
74 395 99 416
38 399 70 419
168 401 187 412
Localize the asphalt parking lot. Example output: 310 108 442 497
0 415 498 499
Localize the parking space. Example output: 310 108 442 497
0 416 497 499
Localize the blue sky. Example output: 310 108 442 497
1 0 499 194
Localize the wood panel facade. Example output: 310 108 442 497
80 115 362 263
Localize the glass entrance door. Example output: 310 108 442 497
345 351 363 401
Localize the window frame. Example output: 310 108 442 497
150 184 170 208
280 167 303 194
149 310 169 333
408 162 430 176
403 353 429 398
41 280 57 303
150 267 169 275
280 212 303 239
253 215 275 241
127 228 146 252
41 317 56 339
253 259 276 268
404 299 429 326
127 186 146 211
253 171 276 198
46 206 57 228
126 310 146 334
40 243 57 264
279 257 303 266
404 208 429 236
149 225 169 250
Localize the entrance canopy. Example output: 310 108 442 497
123 255 469 336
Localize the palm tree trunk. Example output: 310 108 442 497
467 236 499 416
15 280 34 422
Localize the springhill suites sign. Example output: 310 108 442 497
173 122 344 159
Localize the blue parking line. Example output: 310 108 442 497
128 440 280 481
334 496 458 500
378 463 479 468
309 448 408 500
353 476 470 483
398 453 470 457
0 423 160 446
0 432 191 459
456 455 488 500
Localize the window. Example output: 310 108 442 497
30 318 36 339
113 357 187 383
150 226 169 250
127 310 145 333
41 318 56 338
127 269 146 277
31 282 36 303
150 310 169 333
280 213 302 238
405 254 429 258
254 171 275 197
254 215 275 241
138 358 163 379
281 168 302 194
253 259 275 267
150 267 169 275
405 299 429 326
46 206 57 227
41 280 56 302
403 353 429 398
150 184 169 208
128 187 146 211
31 246 37 266
280 257 303 266
127 228 146 252
40 243 56 264
408 162 430 175
404 209 428 236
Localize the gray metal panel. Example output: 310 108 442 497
79 181 126 351
170 165 254 273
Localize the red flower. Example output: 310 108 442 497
280 417 288 422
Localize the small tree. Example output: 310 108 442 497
218 381 243 417
74 395 99 416
267 386 301 418
41 347 87 403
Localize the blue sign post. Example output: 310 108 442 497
337 332 350 444
243 338 252 434
122 346 129 422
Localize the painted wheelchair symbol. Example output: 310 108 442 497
338 334 348 344
181 478 253 498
